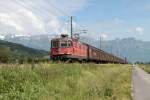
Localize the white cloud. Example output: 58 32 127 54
48 18 61 33
0 34 5 40
101 33 108 40
0 0 88 36
112 17 125 25
128 26 144 35
0 13 24 32
135 27 144 35
18 8 45 31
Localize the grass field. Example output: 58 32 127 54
140 64 150 74
0 63 132 100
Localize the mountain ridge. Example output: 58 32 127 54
1 34 150 62
0 39 49 62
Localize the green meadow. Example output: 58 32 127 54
0 63 132 100
140 64 150 74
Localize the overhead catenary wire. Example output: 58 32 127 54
14 0 86 34
13 0 60 19
1 0 87 38
45 0 87 30
12 0 71 33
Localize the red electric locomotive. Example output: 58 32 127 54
50 34 88 61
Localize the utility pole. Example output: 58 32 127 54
100 36 102 49
71 16 73 38
125 57 127 64
111 45 113 54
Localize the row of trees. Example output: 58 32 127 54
135 61 150 65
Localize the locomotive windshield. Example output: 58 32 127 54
60 41 68 47
52 40 59 48
51 40 72 48
60 41 72 48
60 41 71 48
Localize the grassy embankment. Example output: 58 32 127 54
140 64 150 74
0 63 132 100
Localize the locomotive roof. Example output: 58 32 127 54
52 37 71 41
52 37 80 42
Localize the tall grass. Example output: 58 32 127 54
0 63 132 100
140 64 150 74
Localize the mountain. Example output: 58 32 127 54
94 38 150 62
0 40 49 60
3 34 54 51
77 37 150 62
1 34 150 62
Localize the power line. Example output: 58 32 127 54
4 0 87 37
45 1 70 17
13 0 58 19
44 1 87 31
13 0 72 31
72 17 87 30
44 2 88 31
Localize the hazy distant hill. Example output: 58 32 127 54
3 34 53 51
0 40 49 60
95 38 150 62
1 34 150 62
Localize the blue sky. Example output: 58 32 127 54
73 0 150 40
0 0 150 40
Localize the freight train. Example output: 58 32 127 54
50 34 127 64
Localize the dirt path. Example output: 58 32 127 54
132 65 150 100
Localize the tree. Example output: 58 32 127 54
0 47 12 63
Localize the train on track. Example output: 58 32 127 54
50 34 127 64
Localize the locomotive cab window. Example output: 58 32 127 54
60 41 72 48
52 41 59 48
68 41 72 47
61 42 68 47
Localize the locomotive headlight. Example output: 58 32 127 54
65 52 70 54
